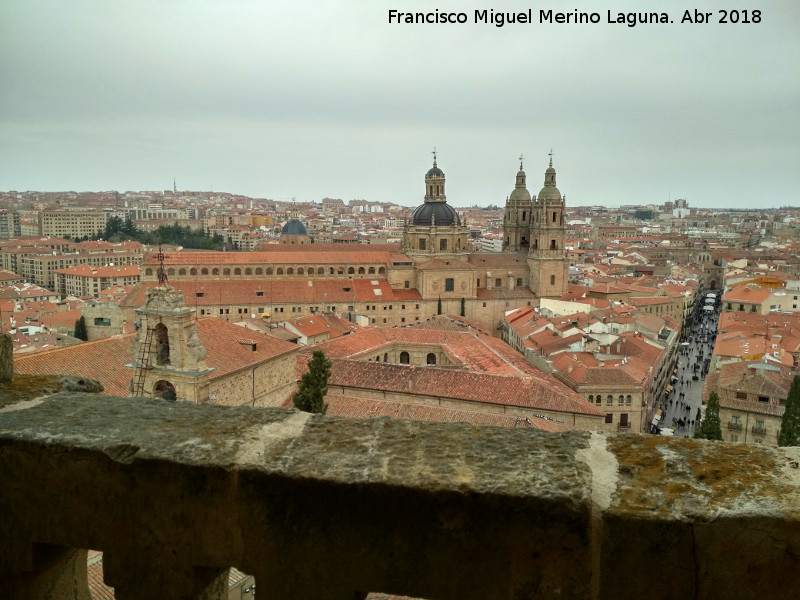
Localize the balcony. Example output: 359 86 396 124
752 425 767 436
727 421 743 431
2 392 800 600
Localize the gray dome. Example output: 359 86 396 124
281 219 308 235
509 186 531 203
537 185 562 202
426 166 445 177
411 202 461 226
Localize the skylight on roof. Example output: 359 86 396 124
373 289 382 296
370 280 379 285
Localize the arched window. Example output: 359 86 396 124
522 211 526 221
178 268 186 276
189 268 197 276
595 396 601 405
552 211 557 223
588 395 594 403
550 275 556 285
358 267 365 274
212 268 219 276
287 268 294 275
329 267 335 275
550 239 557 250
606 395 613 405
255 268 263 275
245 268 252 275
277 268 284 275
154 323 170 366
201 268 209 276
626 395 632 405
297 267 304 275
378 267 386 275
337 267 344 275
167 268 175 276
348 267 355 275
368 267 375 274
223 268 230 276
383 353 388 362
234 268 241 275
153 379 176 401
618 395 624 405
317 267 324 275
266 267 273 275
399 351 410 364
145 268 153 277
426 353 437 365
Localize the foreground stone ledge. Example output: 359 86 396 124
0 393 799 599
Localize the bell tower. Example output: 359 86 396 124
128 283 212 402
503 155 533 251
528 152 568 298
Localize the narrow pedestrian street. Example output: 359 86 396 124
657 291 720 437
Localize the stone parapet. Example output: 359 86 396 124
0 393 799 599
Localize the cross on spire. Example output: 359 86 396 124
518 153 525 170
432 146 437 167
548 149 554 168
156 245 168 285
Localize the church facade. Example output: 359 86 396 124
131 155 570 333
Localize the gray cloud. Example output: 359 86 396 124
1 0 798 207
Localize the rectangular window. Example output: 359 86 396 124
605 413 613 424
404 281 410 288
445 278 454 292
256 291 264 297
93 317 111 326
758 396 769 403
736 391 747 399
401 317 406 323
619 414 629 427
516 278 522 286
195 292 204 297
419 239 426 250
495 278 502 287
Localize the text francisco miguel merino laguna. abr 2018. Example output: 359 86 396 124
388 8 762 28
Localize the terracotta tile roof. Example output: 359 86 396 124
39 308 82 328
316 393 575 432
121 279 421 308
194 318 298 378
722 285 772 303
87 554 115 600
325 359 603 416
14 334 136 397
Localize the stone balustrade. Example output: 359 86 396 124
1 393 800 600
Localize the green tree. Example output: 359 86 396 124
460 297 466 317
695 391 723 441
293 350 332 414
437 297 442 315
74 316 88 341
778 376 800 446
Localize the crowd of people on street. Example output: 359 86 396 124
651 291 721 436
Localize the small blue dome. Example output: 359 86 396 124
281 219 307 235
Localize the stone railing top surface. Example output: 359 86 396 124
2 393 800 600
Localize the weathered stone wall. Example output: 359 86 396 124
0 333 12 382
1 393 800 600
209 352 296 408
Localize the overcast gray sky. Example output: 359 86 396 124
1 0 798 208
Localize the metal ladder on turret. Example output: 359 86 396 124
132 327 155 397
